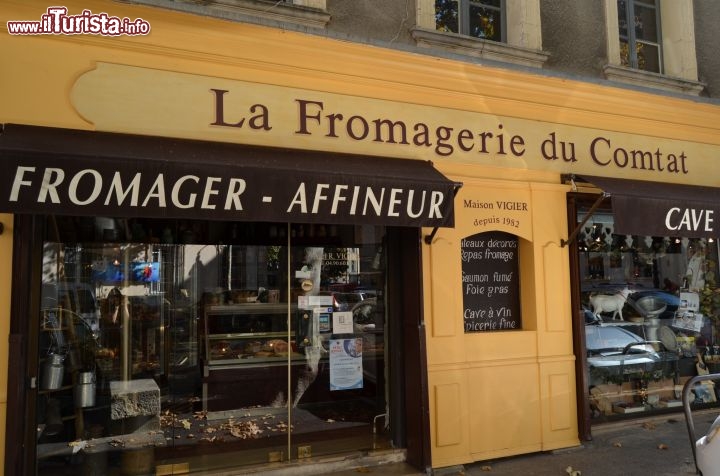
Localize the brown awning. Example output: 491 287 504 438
579 175 720 238
0 124 459 228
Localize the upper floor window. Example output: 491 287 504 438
603 0 703 95
435 0 505 42
617 0 662 73
412 0 548 69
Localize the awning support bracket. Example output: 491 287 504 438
561 191 609 247
424 183 463 245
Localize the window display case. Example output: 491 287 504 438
33 218 390 474
203 303 302 368
574 208 720 421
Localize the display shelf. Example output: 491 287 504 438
38 385 74 395
201 301 385 411
597 321 645 327
203 303 298 369
37 307 99 441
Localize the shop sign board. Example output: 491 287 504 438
0 125 456 228
461 231 521 332
582 175 720 239
70 63 720 188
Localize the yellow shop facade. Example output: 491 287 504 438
2 1 720 475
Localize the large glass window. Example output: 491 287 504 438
617 0 662 73
36 217 388 474
436 0 505 42
575 206 720 423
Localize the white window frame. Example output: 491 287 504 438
412 0 548 68
604 0 704 95
617 0 663 72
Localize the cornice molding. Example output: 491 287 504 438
603 64 706 97
129 0 331 29
410 27 550 69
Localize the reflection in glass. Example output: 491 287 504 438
617 0 661 72
576 208 720 423
36 218 388 475
469 5 501 41
436 0 503 41
636 42 660 73
436 0 459 33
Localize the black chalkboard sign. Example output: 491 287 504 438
461 231 521 332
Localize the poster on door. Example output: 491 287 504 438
329 338 363 391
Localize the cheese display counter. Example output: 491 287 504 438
203 303 302 368
201 301 385 411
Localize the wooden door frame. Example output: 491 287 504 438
386 227 431 470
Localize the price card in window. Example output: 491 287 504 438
333 311 354 334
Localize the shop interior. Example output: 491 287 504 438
34 216 390 474
574 208 720 422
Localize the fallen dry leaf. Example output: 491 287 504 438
481 465 492 471
657 443 669 450
642 422 656 430
612 442 623 447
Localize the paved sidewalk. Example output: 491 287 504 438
328 410 719 476
460 416 699 476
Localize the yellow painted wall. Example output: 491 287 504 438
2 0 720 471
4 1 720 167
424 165 577 467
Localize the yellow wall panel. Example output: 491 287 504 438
529 184 574 357
543 243 568 333
0 215 12 403
425 171 578 467
464 332 538 363
428 235 460 338
0 214 12 468
434 383 463 447
467 364 542 456
539 361 579 450
549 373 572 431
425 230 466 366
428 369 470 466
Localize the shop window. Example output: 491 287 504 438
603 0 704 95
129 0 331 29
411 0 549 68
574 207 720 422
35 217 389 474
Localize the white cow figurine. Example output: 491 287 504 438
589 288 631 321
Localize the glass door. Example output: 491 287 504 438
287 227 388 460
